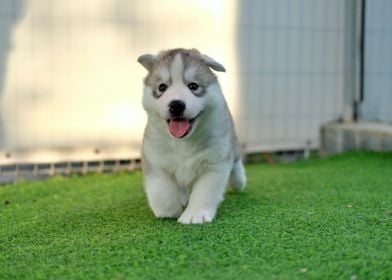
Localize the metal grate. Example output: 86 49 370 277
0 159 141 184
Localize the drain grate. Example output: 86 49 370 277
0 159 141 183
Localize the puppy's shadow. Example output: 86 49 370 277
151 189 265 225
216 190 265 221
42 187 264 233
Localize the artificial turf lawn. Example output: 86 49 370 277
0 152 391 279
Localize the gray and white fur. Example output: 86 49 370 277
138 48 246 224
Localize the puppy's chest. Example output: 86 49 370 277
145 136 225 187
165 150 208 188
151 143 209 187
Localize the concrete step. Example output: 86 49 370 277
321 122 392 155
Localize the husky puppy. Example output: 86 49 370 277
137 48 246 224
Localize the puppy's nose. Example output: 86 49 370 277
168 100 186 117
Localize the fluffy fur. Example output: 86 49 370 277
138 48 246 224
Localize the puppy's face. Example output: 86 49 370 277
138 49 225 139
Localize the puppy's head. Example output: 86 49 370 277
138 48 225 139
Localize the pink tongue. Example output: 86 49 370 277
168 119 190 138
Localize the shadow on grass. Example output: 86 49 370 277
47 190 262 236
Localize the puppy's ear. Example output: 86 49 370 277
201 54 226 72
137 54 155 71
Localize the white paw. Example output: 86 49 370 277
152 205 183 219
177 210 215 224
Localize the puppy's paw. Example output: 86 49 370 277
177 210 215 224
152 205 183 219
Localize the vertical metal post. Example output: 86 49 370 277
355 0 366 120
343 0 365 123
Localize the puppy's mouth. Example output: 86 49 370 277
166 112 202 138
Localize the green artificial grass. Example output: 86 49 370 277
1 151 391 279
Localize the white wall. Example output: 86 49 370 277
0 0 350 163
360 0 392 123
0 0 237 163
236 0 346 152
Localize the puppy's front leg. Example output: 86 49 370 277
178 167 230 224
145 169 183 218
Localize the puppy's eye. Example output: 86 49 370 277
188 82 199 91
159 83 168 92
